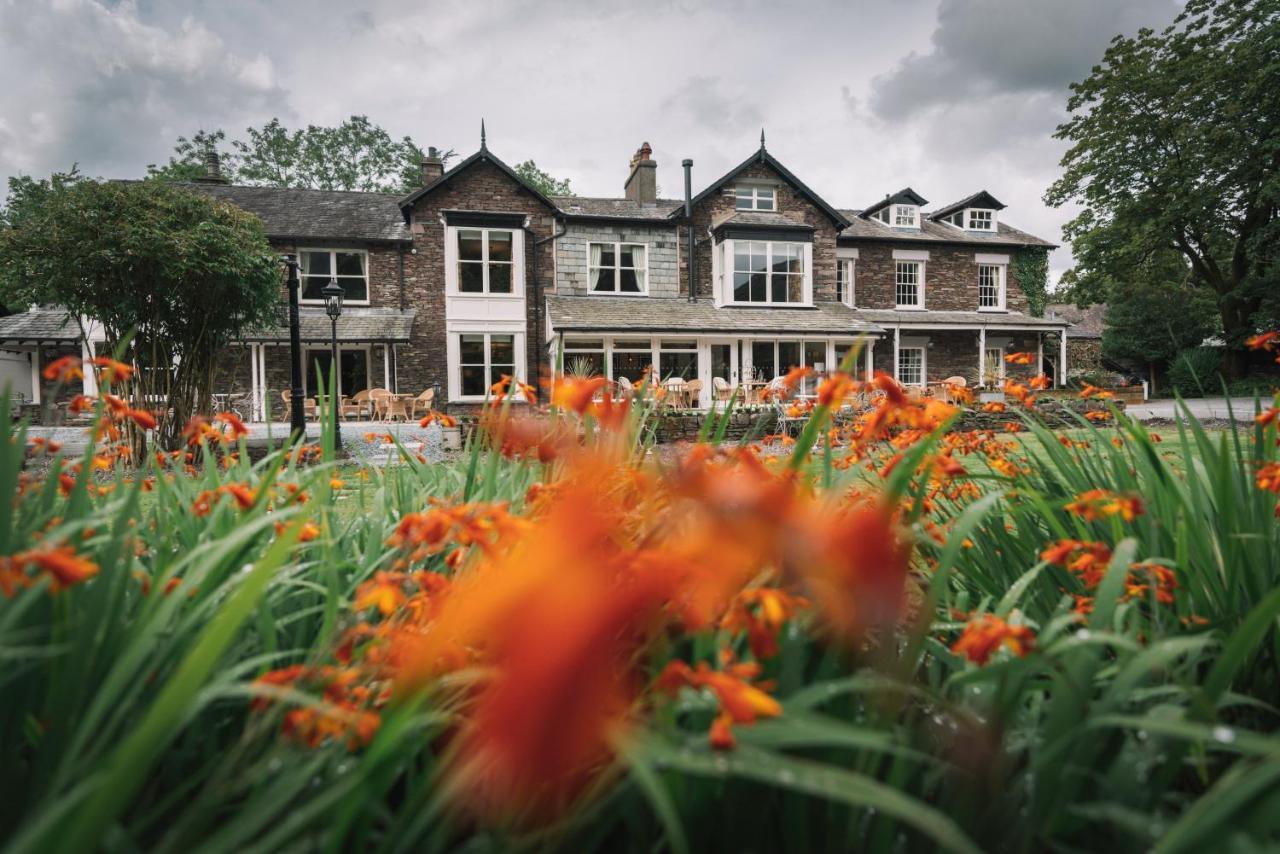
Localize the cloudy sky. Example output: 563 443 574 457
0 0 1183 283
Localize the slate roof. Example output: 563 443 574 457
711 210 814 231
1047 303 1107 338
181 183 410 244
398 145 558 214
243 308 416 344
677 145 852 229
853 309 1068 328
546 295 882 335
552 196 683 220
0 307 80 344
836 209 1057 248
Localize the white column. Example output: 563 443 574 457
258 345 270 421
1036 333 1044 378
864 336 874 381
978 327 987 387
249 345 260 421
892 327 901 381
1059 332 1068 388
81 338 97 397
29 349 41 405
383 344 392 391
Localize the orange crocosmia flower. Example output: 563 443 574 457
17 545 99 591
1084 410 1112 422
125 409 158 430
420 410 458 428
720 587 810 659
1002 421 1023 433
1029 374 1052 390
1123 562 1178 606
763 365 813 401
215 411 249 439
1065 489 1144 522
1041 538 1112 588
1004 352 1036 365
551 376 607 414
1245 331 1280 352
91 356 134 384
817 372 858 408
27 437 63 454
1080 383 1113 399
489 374 513 400
951 614 1035 664
298 522 321 542
42 355 84 382
656 658 782 750
354 572 409 615
1255 462 1280 493
68 394 95 414
330 478 346 490
588 390 632 432
221 483 257 510
981 402 1006 413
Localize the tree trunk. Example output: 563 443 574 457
1149 362 1157 398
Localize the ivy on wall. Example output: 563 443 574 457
1016 249 1050 317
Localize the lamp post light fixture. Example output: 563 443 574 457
321 278 345 450
282 254 306 439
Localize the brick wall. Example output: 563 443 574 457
401 159 558 410
847 241 1032 313
681 161 844 302
555 223 680 297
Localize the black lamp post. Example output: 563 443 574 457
283 255 306 438
322 278 344 450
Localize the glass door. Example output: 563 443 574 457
707 340 739 407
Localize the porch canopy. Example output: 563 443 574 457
546 295 884 408
240 307 416 345
854 309 1071 387
0 307 85 405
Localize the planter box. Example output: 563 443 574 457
979 391 1006 404
441 427 462 451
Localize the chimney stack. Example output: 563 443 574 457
194 146 228 184
421 146 444 185
624 141 657 206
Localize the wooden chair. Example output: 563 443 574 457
281 389 317 420
684 378 704 408
340 389 374 420
616 376 635 399
662 376 686 407
712 376 733 402
410 388 435 419
940 376 967 404
367 388 393 421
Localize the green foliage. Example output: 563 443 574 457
0 167 82 231
1168 346 1226 397
1014 249 1050 316
514 159 573 196
4 392 1280 850
148 117 451 194
1103 281 1219 368
1046 0 1280 363
0 179 280 446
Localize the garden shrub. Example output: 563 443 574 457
1168 346 1224 397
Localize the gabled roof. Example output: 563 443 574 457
673 144 851 229
0 306 80 345
181 183 409 244
929 190 1007 221
1047 303 1107 338
397 144 559 216
859 188 929 220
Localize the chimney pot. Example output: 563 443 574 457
624 141 657 206
194 146 228 183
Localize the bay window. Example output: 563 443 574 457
589 242 646 294
731 240 806 305
300 249 369 303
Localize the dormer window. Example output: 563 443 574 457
966 209 995 231
893 204 919 228
735 185 776 212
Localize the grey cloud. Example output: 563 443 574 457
660 76 763 135
0 0 289 182
869 0 1181 121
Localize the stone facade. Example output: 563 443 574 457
554 223 681 298
1067 338 1104 377
848 241 1032 313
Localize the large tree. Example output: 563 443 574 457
514 160 573 196
1046 0 1280 375
0 179 281 448
148 117 452 194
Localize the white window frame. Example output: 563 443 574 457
983 345 1006 385
894 261 924 309
587 241 649 296
978 264 1006 311
298 248 370 306
897 345 926 387
721 239 813 306
448 331 526 402
893 204 919 228
965 209 996 231
975 253 1009 312
444 226 525 297
734 185 777 212
893 249 929 310
836 248 858 308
